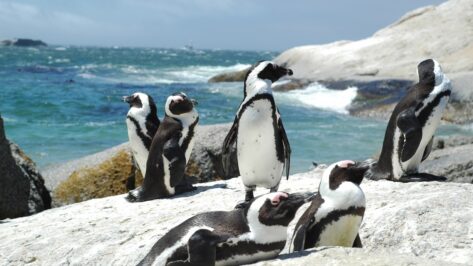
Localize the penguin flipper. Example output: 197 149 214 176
396 108 422 162
163 133 187 188
290 223 308 252
167 229 228 266
290 194 324 251
222 116 239 176
421 137 434 162
277 114 291 180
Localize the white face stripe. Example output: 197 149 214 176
165 94 185 117
432 59 444 86
164 93 199 123
245 193 288 244
317 162 366 219
127 92 153 139
238 61 275 116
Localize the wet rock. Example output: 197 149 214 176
1 39 47 47
208 68 249 82
0 115 51 219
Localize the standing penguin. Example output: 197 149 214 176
290 160 368 252
126 92 198 202
123 92 160 177
223 61 292 208
365 59 451 182
137 192 310 266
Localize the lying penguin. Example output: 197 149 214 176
365 59 451 182
223 61 292 208
127 92 198 202
137 192 310 266
123 92 160 177
290 160 368 252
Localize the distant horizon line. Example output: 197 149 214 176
1 38 283 53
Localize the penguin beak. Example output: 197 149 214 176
346 162 370 185
191 99 198 106
276 65 293 78
123 95 133 104
281 192 309 210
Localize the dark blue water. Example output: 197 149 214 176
1 46 471 173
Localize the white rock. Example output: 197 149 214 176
275 0 473 80
0 169 472 265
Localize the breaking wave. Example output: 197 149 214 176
279 82 358 114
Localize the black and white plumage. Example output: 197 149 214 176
223 61 292 207
290 160 368 252
365 59 451 182
126 92 198 202
124 92 160 177
137 192 310 266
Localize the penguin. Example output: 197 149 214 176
290 160 369 252
222 61 292 208
126 92 198 202
365 59 451 182
137 192 310 266
123 92 160 177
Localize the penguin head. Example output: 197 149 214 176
123 92 157 118
319 160 368 200
417 59 444 86
244 61 293 98
165 92 198 118
245 192 309 228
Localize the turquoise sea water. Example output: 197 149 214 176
1 46 471 173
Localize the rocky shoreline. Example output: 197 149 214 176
1 0 472 264
208 0 473 124
1 168 472 265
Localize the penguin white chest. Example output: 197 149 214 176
237 100 283 188
179 125 196 164
317 215 362 247
126 118 150 176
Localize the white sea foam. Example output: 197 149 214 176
278 82 358 114
78 73 97 79
77 63 250 85
2 116 17 123
165 63 250 83
85 121 118 127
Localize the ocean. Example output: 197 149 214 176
0 46 471 173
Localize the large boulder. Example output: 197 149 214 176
420 136 473 183
208 68 249 82
52 149 143 206
251 247 459 266
186 123 239 182
274 0 473 81
44 124 238 205
0 168 471 265
0 115 51 219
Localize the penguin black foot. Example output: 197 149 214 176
398 173 447 182
235 190 254 209
175 183 197 195
183 174 200 185
126 187 160 202
125 188 142 202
